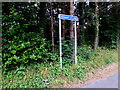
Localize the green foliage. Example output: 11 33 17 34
2 32 54 72
77 45 94 61
2 2 119 88
2 71 50 88
2 8 57 71
62 38 74 64
2 49 118 88
2 7 59 72
74 65 87 80
2 8 28 39
99 13 120 48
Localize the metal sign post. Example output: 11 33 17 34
74 21 77 64
58 14 78 68
59 18 62 68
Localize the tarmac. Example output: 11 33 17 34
83 72 119 88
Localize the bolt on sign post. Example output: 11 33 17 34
58 14 79 68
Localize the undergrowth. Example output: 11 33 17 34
2 46 118 88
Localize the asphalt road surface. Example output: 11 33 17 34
83 72 119 88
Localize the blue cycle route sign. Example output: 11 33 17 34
58 14 78 68
58 14 78 21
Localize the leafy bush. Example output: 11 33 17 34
2 32 58 72
2 8 29 40
62 38 74 64
77 45 93 61
2 7 59 72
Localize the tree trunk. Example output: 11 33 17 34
62 3 66 38
70 0 74 40
94 1 99 51
82 3 85 45
70 0 74 60
50 2 54 52
39 2 47 37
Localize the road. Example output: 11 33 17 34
83 72 119 88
